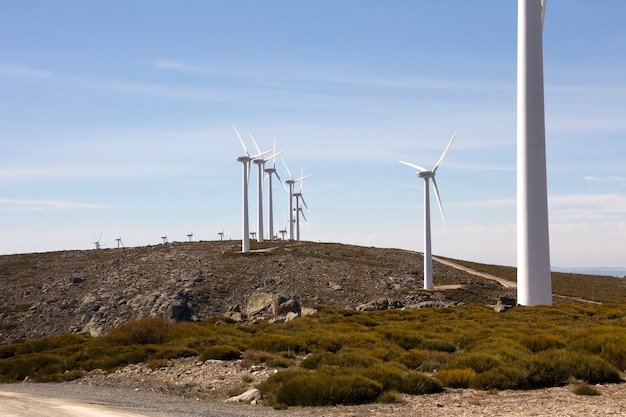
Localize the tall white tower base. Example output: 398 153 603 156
517 0 552 306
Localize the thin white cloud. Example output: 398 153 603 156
584 176 626 184
0 64 52 79
153 59 512 92
0 199 112 211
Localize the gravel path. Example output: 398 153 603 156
2 381 625 417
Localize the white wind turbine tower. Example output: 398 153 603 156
400 131 457 290
233 125 271 253
517 0 552 306
93 232 103 250
293 171 311 242
249 133 282 242
282 160 311 241
161 233 168 244
264 136 285 240
116 235 124 249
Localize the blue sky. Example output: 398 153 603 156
1 1 625 269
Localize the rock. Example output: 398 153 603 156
246 292 274 317
225 388 262 403
301 307 318 317
284 311 299 322
356 298 403 311
493 296 517 313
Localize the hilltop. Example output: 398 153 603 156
1 240 624 345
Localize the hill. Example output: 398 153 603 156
1 240 624 345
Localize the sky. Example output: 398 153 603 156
1 1 625 270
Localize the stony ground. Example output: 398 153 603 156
1 357 624 417
0 240 509 344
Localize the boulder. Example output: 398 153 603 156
225 388 262 403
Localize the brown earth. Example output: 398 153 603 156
0 240 513 344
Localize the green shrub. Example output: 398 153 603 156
573 383 601 396
301 350 380 371
570 326 626 371
447 352 500 373
526 350 621 387
248 334 307 353
398 349 449 371
400 371 444 395
200 345 241 361
436 368 475 388
275 372 383 406
378 390 402 404
152 346 199 360
469 365 525 390
0 345 17 359
519 333 566 353
360 364 405 391
104 317 175 345
0 353 68 382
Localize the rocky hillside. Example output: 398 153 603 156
0 240 512 344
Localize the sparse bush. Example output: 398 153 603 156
275 372 383 406
104 317 175 346
520 333 566 353
378 390 403 404
436 368 475 388
526 350 621 387
248 334 307 353
446 352 500 373
200 345 241 361
469 365 525 390
400 371 444 394
360 363 405 391
573 382 601 396
300 349 380 371
398 349 449 371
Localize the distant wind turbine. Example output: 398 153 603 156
233 125 271 253
282 160 311 241
93 232 103 250
400 131 457 290
249 133 282 242
293 170 311 242
264 136 285 240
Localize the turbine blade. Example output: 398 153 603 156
301 195 309 210
433 131 457 173
249 133 262 155
399 160 428 172
281 159 294 180
232 124 249 156
266 150 283 162
251 149 272 160
432 177 447 228
294 174 311 183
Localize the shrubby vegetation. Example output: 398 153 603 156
1 302 625 407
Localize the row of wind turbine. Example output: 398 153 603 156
233 125 311 252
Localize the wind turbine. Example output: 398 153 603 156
282 160 311 241
293 170 311 242
264 136 285 240
93 232 103 250
249 133 282 242
116 235 124 249
517 0 552 306
161 233 168 244
233 125 271 253
400 131 457 290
